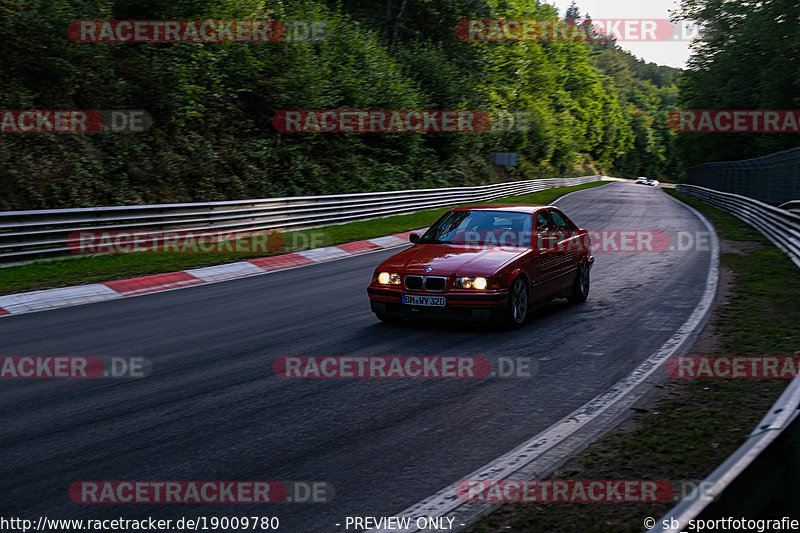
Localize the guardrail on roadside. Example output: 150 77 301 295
780 200 800 214
677 184 800 269
0 176 607 263
649 184 800 532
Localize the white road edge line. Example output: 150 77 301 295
368 186 720 533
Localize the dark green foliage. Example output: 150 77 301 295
675 0 800 166
0 0 679 209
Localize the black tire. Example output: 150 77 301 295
568 261 590 303
504 276 529 328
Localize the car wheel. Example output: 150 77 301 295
568 261 590 303
504 277 529 328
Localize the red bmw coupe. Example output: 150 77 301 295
367 204 594 328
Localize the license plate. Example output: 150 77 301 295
402 294 446 307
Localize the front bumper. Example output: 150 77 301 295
367 286 508 321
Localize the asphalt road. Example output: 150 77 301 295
0 183 712 532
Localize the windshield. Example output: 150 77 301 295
419 210 533 247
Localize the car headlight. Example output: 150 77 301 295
376 272 401 285
455 276 494 289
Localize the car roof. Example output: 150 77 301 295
449 204 554 214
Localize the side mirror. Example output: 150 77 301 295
409 233 420 243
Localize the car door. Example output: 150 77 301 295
533 210 562 298
547 208 583 289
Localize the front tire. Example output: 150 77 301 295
568 261 590 303
504 277 529 328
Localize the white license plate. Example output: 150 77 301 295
402 294 446 307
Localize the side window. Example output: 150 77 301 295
535 212 552 231
548 210 575 230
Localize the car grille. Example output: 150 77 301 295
425 276 447 291
405 275 424 290
404 275 447 291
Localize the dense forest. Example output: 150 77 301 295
0 0 681 209
675 0 800 166
2 0 796 210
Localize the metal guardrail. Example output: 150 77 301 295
684 147 800 205
649 184 800 532
780 200 800 214
677 184 800 269
0 176 605 262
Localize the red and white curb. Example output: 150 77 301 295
0 230 424 318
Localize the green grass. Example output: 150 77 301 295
0 181 609 296
465 189 800 533
717 248 800 355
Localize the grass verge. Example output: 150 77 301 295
465 189 800 532
0 181 609 296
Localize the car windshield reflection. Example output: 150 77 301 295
419 210 533 247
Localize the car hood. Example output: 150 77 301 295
377 244 527 276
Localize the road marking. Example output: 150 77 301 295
104 272 204 296
185 261 265 282
297 246 353 261
0 284 121 314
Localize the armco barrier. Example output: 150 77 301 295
780 200 800 214
0 176 606 262
677 184 800 269
649 185 800 532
